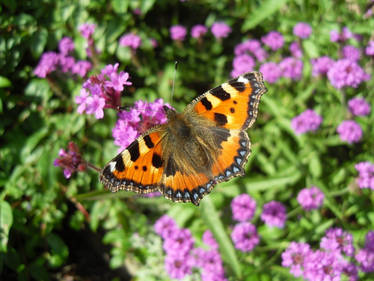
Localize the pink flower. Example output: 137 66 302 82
119 33 142 50
191 24 208 38
261 31 284 51
170 25 187 41
79 23 96 39
337 120 363 144
86 95 105 119
293 22 312 39
211 22 231 39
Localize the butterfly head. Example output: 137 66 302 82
163 105 177 121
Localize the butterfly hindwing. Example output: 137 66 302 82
159 129 251 206
100 129 165 194
190 72 267 130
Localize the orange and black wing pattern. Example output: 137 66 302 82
190 71 267 130
159 129 252 206
166 71 267 205
100 72 267 206
100 129 166 194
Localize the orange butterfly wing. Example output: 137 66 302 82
100 130 165 194
191 71 266 130
159 72 267 205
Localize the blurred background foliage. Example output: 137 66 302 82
1 0 374 280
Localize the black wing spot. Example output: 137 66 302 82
210 86 230 101
152 153 163 168
142 166 147 171
200 97 213 110
214 113 228 126
114 154 125 172
128 140 140 162
230 107 235 113
229 80 246 92
143 135 154 148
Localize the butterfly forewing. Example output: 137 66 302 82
190 72 267 130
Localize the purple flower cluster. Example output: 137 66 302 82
155 215 193 279
234 39 268 62
261 31 284 51
297 186 324 211
170 25 187 41
320 228 355 256
191 24 208 39
231 222 259 252
327 59 369 89
342 45 361 61
112 98 170 151
232 39 267 77
59 37 75 55
355 161 374 190
348 97 371 116
366 41 374 55
283 229 374 280
282 229 361 281
289 41 303 58
336 120 362 144
259 62 282 83
79 23 97 56
291 109 323 135
154 216 227 280
202 230 219 250
330 27 353 42
119 33 142 50
34 37 92 78
54 142 86 179
260 201 287 228
170 22 231 42
231 194 256 222
311 56 334 77
231 54 255 77
279 57 303 80
356 231 374 273
79 23 96 40
293 22 312 39
211 22 231 39
75 63 132 119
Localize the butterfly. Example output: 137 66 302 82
100 71 267 206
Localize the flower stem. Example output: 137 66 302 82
46 76 66 100
86 161 101 173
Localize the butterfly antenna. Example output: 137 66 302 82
170 61 178 104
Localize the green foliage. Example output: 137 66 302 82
1 0 374 280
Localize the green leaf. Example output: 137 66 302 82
20 127 49 161
200 197 241 278
0 201 13 252
303 40 319 58
0 76 11 88
242 0 289 31
30 28 48 58
140 0 156 14
168 205 196 227
245 171 301 192
111 0 129 14
46 233 69 267
309 153 322 178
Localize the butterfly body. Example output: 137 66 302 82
100 72 267 205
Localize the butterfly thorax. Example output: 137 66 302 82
161 107 220 177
